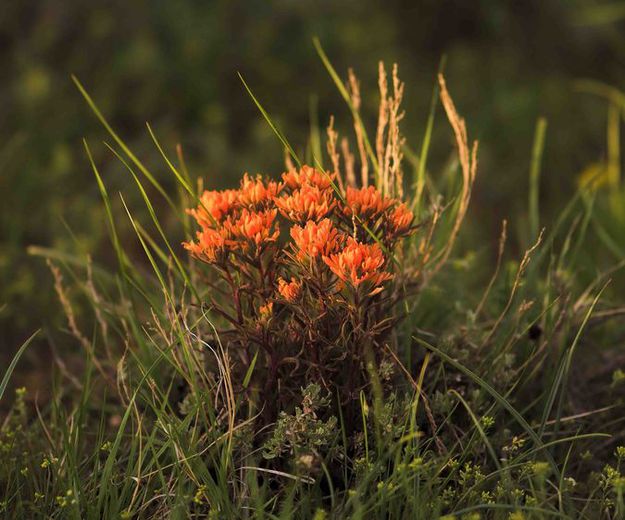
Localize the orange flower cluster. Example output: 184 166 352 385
184 227 230 263
238 174 282 208
282 165 335 190
290 219 342 261
188 189 239 228
390 203 414 235
344 186 394 220
184 165 418 413
322 238 393 288
276 166 337 224
226 209 279 249
275 184 335 223
184 174 282 261
185 165 414 293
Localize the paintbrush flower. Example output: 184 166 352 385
277 277 302 302
183 227 231 263
389 203 414 235
343 186 394 220
282 165 336 190
275 184 335 223
187 189 239 228
290 218 342 261
226 209 280 250
238 173 282 208
322 237 393 288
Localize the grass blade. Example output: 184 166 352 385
237 72 301 168
449 389 501 471
105 142 199 301
72 76 178 212
0 330 39 402
529 117 548 240
415 336 561 479
413 56 446 214
313 37 379 177
550 283 608 438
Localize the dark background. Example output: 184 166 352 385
2 0 625 388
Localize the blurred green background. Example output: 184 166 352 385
2 0 625 384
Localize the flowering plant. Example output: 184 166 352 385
184 164 417 416
182 64 476 429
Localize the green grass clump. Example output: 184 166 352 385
3 51 625 519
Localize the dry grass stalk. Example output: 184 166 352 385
47 259 113 387
48 259 90 351
375 62 405 198
341 137 356 187
326 65 405 194
432 74 478 275
388 64 405 198
326 115 344 191
482 229 545 348
116 349 131 407
86 255 112 361
49 338 84 390
348 68 369 187
376 62 389 191
475 220 508 318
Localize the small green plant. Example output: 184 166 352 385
262 384 338 470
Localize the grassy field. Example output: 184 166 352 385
4 24 625 519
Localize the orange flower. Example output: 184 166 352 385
183 227 230 263
226 209 280 249
390 203 414 235
277 277 302 302
282 165 335 190
322 238 393 288
259 301 274 317
343 186 394 219
238 173 282 207
290 218 342 261
187 189 239 228
275 184 335 223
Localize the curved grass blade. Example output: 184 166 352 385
83 139 131 284
0 330 39 403
548 283 608 438
120 194 169 299
449 389 501 471
238 72 301 168
104 143 199 301
313 37 379 178
415 337 561 480
72 76 177 212
145 123 196 199
413 56 446 214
